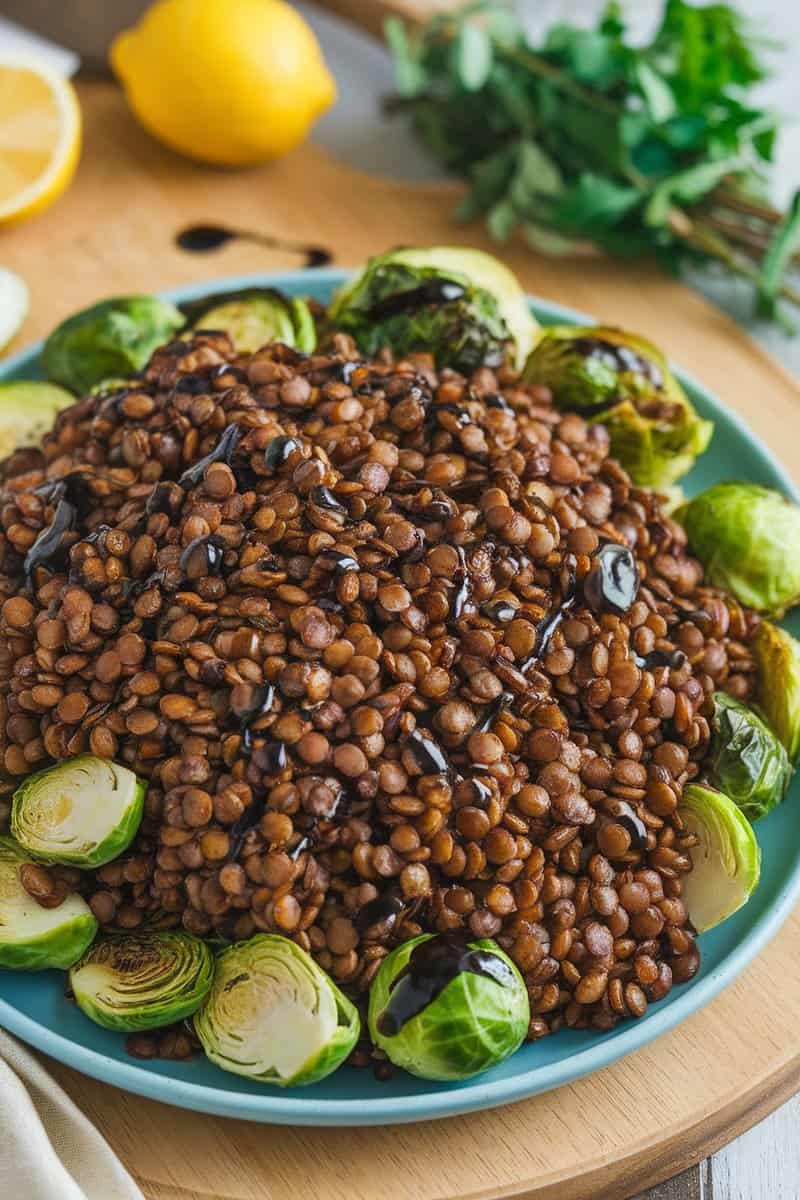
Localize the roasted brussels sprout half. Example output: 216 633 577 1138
328 246 538 373
522 326 712 488
0 381 74 459
705 692 791 822
679 482 800 615
12 755 146 868
753 622 800 764
680 783 761 932
70 932 214 1031
0 837 97 970
368 933 529 1081
185 287 316 354
194 934 360 1086
42 296 185 393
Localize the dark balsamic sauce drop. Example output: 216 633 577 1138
24 498 77 578
474 691 513 734
634 648 688 671
583 543 640 616
179 535 225 576
318 549 360 575
175 223 331 269
406 729 449 774
606 799 648 849
481 598 518 623
309 486 348 516
572 336 663 389
264 435 303 470
367 278 466 321
377 933 515 1036
177 422 242 491
357 893 405 934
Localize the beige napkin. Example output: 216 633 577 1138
0 1027 144 1200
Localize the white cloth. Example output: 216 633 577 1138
0 1027 143 1200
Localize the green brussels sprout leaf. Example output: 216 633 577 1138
753 621 800 764
70 932 214 1031
0 381 75 460
680 783 761 932
522 326 712 488
328 246 538 372
194 934 360 1086
368 933 529 1081
42 296 185 394
705 692 792 822
185 288 317 354
0 837 97 970
679 482 800 615
12 755 146 868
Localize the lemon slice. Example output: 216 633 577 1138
0 267 28 351
0 57 82 226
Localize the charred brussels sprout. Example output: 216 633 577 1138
0 381 74 459
679 483 800 615
753 622 800 764
328 246 538 372
185 288 316 353
70 932 214 1031
368 933 529 1081
680 784 761 932
42 296 185 393
522 326 712 488
0 837 97 970
194 934 359 1086
12 755 146 868
705 692 791 821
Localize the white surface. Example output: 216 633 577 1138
300 0 800 375
0 16 79 76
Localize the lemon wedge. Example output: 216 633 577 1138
0 267 28 352
0 57 81 226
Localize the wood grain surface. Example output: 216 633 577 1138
4 80 800 1200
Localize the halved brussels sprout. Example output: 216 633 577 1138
194 934 360 1086
328 246 538 372
680 783 761 932
522 326 713 488
0 381 75 459
70 932 214 1031
368 933 529 1081
753 622 800 764
12 755 146 868
705 692 791 822
185 288 316 354
0 837 97 970
679 482 800 615
42 296 185 393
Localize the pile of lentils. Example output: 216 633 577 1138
0 329 760 1060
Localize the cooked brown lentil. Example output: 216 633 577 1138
0 329 760 1061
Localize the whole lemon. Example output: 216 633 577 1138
111 0 337 167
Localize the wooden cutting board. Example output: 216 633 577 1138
4 81 800 1200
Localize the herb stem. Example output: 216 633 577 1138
681 217 800 308
496 46 622 115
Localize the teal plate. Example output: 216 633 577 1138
1 270 798 1126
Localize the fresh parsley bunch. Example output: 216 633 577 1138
385 0 800 327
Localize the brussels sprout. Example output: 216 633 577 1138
522 326 713 488
12 755 146 868
0 837 97 970
42 296 185 393
328 246 538 373
753 622 800 764
680 783 761 932
185 288 317 354
705 692 791 822
678 482 800 615
70 932 214 1031
0 381 74 459
368 933 529 1081
194 934 359 1086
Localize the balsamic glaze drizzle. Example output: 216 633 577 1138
175 223 332 269
367 279 466 321
24 498 77 578
377 933 515 1036
177 422 242 491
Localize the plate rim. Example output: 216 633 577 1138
1 267 799 1126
